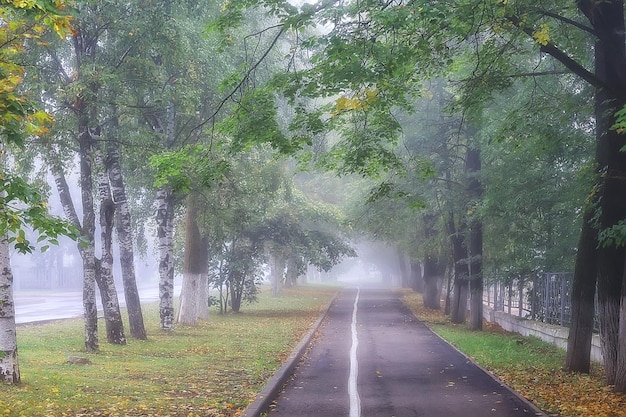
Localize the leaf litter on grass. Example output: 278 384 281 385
400 290 626 417
0 286 336 417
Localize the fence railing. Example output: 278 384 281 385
482 272 597 330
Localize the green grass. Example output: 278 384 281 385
400 290 626 417
431 324 565 369
0 285 336 417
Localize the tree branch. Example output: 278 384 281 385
507 15 605 90
535 8 596 36
539 42 604 89
184 25 286 143
507 70 570 78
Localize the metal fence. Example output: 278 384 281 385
483 272 596 330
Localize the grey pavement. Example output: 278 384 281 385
244 288 547 417
13 282 177 324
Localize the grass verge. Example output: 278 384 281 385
400 290 626 417
0 285 336 417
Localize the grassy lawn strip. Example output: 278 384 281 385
400 290 626 417
0 285 337 417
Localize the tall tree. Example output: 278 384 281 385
215 0 626 387
177 195 209 325
106 109 146 339
0 0 75 381
466 145 483 331
95 149 126 344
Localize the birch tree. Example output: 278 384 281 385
156 188 176 330
105 110 146 339
0 234 18 383
0 0 75 380
95 149 126 344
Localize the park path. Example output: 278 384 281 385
268 288 546 417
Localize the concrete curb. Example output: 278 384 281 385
241 293 338 417
403 303 549 417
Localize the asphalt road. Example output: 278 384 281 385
14 283 179 324
268 288 545 417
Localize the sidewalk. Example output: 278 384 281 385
244 288 547 417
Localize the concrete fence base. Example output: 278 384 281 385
483 305 603 364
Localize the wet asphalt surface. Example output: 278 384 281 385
268 288 545 417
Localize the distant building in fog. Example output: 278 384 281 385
11 239 82 290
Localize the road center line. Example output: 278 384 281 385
349 288 361 417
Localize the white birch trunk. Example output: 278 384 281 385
96 150 126 345
157 188 176 330
0 235 19 383
107 115 146 339
78 118 99 351
49 156 97 350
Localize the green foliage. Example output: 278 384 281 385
480 72 593 276
218 86 306 154
250 208 356 274
0 173 79 253
598 219 626 249
613 104 626 136
0 0 78 253
149 145 229 193
0 1 72 146
365 181 427 210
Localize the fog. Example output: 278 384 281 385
330 240 406 289
11 168 160 293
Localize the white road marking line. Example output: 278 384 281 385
349 288 361 417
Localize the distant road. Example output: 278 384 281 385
269 288 545 417
14 283 180 324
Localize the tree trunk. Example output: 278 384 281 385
177 196 209 325
178 272 201 325
410 261 424 292
95 150 126 345
230 277 243 313
50 145 98 351
228 238 244 313
270 251 285 296
397 248 410 288
466 147 483 331
468 221 483 331
575 0 626 391
451 269 469 323
93 259 125 345
107 110 146 340
449 214 469 323
565 208 598 373
78 110 99 352
593 40 626 387
285 256 299 288
157 188 176 330
422 256 444 309
197 273 210 320
615 255 626 391
0 235 19 383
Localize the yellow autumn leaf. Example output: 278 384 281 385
334 95 360 114
533 23 550 46
333 87 378 115
11 0 37 9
